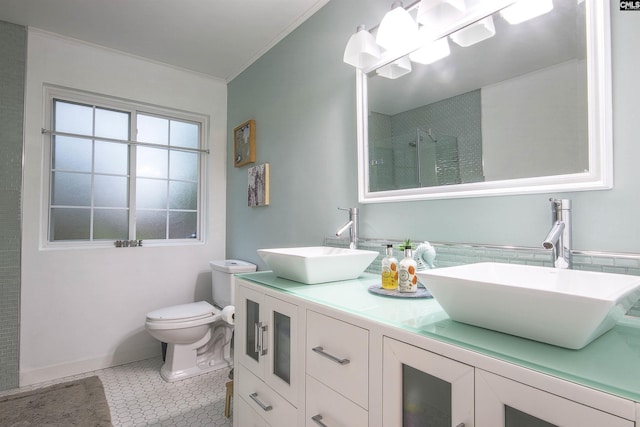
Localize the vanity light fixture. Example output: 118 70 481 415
416 0 467 37
376 55 412 79
343 25 382 69
500 0 554 25
450 15 495 47
409 36 451 64
375 1 419 51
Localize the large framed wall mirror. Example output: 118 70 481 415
356 0 612 202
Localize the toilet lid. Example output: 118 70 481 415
146 301 215 322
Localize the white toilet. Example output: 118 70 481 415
145 259 256 382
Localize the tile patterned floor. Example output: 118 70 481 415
0 357 233 427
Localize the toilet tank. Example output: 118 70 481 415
209 260 257 308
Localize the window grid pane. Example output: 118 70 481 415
49 94 202 244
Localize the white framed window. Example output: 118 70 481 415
43 86 208 247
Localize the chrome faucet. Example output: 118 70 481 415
336 207 359 249
542 198 572 268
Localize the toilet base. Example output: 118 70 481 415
160 357 231 382
159 323 233 382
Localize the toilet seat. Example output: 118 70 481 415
146 301 222 330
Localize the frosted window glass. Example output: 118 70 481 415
169 212 197 239
95 141 128 175
51 172 91 206
169 181 197 210
54 101 93 135
170 120 198 149
137 115 168 145
137 147 168 178
52 136 92 172
50 208 90 241
170 151 198 181
93 209 129 239
95 108 129 140
94 175 128 207
136 210 167 239
136 178 167 209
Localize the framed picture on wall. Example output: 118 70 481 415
233 119 256 167
248 163 270 207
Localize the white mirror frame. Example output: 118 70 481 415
357 0 612 203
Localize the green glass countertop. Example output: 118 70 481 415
237 271 640 403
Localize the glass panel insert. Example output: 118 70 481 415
273 311 291 384
246 300 259 362
505 405 558 427
402 364 451 427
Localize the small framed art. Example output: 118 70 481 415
248 163 270 207
233 119 256 167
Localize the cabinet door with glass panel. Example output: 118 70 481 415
237 284 299 406
383 337 474 427
476 369 634 427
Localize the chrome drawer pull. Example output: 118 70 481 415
312 414 328 426
249 392 273 412
312 346 350 365
260 323 268 356
456 423 465 427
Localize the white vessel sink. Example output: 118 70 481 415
257 246 378 284
416 262 640 349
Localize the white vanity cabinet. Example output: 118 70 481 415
476 369 633 427
234 275 639 427
382 336 474 427
305 310 369 426
235 284 300 426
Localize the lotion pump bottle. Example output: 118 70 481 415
381 244 398 290
398 246 418 293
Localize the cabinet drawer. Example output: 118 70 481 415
234 395 270 427
237 365 297 426
306 310 369 409
305 375 368 427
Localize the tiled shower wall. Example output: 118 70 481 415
325 237 640 318
0 21 26 391
368 89 484 190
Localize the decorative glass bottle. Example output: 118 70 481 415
381 244 398 290
398 247 418 293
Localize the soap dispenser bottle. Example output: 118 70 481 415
398 246 418 293
381 244 398 290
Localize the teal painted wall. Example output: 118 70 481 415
227 1 640 269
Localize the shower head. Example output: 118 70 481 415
427 129 437 143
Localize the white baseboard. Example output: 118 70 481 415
19 344 160 387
